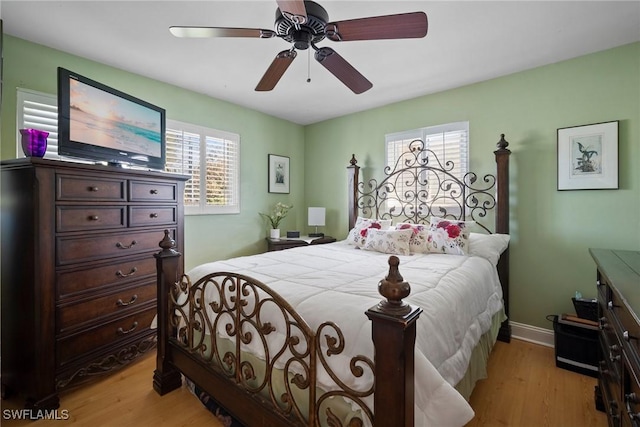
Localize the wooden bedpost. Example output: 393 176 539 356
347 154 360 231
494 134 512 343
366 256 423 427
153 230 183 395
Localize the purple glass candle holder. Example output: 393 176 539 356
19 129 49 157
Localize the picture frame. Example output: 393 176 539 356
268 154 290 193
557 120 619 191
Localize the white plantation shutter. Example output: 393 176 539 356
16 88 61 159
385 122 469 212
16 90 240 215
166 120 240 215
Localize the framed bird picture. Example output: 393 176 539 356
557 120 619 190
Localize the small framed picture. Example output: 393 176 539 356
557 120 619 190
268 154 290 194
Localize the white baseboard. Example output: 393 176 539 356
510 321 555 348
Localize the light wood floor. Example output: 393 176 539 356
2 339 606 427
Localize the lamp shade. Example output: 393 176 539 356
308 207 326 226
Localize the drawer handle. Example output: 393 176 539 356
149 213 159 218
88 186 99 192
116 240 137 249
150 189 158 195
88 215 99 221
116 294 138 307
623 330 632 342
115 267 138 278
626 394 640 422
117 321 138 335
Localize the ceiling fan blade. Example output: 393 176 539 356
276 0 308 24
314 47 372 94
325 11 428 42
255 50 298 91
170 26 276 38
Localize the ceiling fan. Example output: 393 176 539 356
169 0 428 94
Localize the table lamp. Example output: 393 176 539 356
308 207 325 238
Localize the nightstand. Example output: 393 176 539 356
266 236 337 251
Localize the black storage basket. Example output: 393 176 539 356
572 298 598 322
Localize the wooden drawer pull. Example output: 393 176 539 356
116 240 137 249
149 213 159 218
88 215 100 221
116 267 138 278
150 189 158 194
117 321 138 335
88 186 99 192
116 294 138 307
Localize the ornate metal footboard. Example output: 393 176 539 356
154 231 422 427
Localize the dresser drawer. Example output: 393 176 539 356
57 228 175 266
130 180 177 202
57 282 156 333
624 353 640 426
57 174 127 202
129 206 177 227
56 206 126 232
57 307 156 367
57 255 157 298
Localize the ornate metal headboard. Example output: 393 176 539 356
348 139 500 233
346 134 512 342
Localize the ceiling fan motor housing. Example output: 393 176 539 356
275 0 328 49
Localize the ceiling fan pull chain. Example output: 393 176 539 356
307 49 311 83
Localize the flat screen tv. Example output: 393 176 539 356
57 67 166 170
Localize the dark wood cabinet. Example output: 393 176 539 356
266 235 337 251
1 158 188 409
590 249 640 427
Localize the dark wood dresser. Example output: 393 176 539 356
1 158 188 410
590 248 640 426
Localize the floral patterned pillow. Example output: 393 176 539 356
362 228 413 256
426 216 474 255
395 223 430 254
346 217 393 247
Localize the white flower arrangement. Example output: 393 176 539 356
259 202 293 229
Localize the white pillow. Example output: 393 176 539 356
426 216 475 255
346 217 393 247
395 223 430 254
362 228 413 256
468 232 510 265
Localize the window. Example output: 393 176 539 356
16 88 60 159
166 120 240 215
16 88 240 215
385 121 469 216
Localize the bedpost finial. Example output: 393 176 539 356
349 154 358 166
159 229 176 251
377 256 411 315
496 134 509 150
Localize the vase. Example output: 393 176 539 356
270 228 280 239
19 129 49 157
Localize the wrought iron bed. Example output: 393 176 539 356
153 135 511 427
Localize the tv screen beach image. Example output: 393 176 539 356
69 79 162 158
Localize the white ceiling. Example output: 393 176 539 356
2 1 640 125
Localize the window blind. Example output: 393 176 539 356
166 120 240 215
16 88 60 159
16 88 240 215
385 121 469 211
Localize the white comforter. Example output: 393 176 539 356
186 240 504 427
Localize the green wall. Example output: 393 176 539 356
1 36 305 271
3 34 639 330
305 42 640 329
